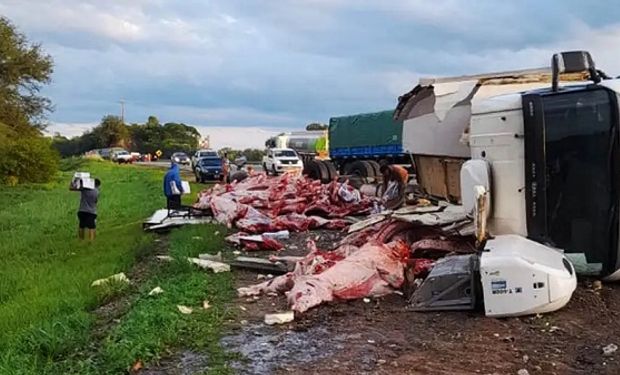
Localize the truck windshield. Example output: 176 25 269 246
200 158 221 166
275 150 296 157
543 89 617 274
199 151 217 157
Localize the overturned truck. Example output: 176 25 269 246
396 50 620 281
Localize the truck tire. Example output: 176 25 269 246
263 163 268 175
367 160 381 177
316 161 331 183
304 160 322 180
342 161 355 175
349 160 374 178
322 160 338 181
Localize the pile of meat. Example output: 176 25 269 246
194 173 372 248
237 218 476 313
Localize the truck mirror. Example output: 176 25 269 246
552 51 599 91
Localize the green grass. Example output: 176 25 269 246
0 160 234 374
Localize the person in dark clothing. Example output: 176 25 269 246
379 164 408 209
77 178 100 241
163 163 184 209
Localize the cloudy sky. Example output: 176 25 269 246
2 0 620 148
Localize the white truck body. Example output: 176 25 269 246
396 55 620 283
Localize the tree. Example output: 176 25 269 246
0 17 53 131
0 17 58 184
92 115 129 148
306 122 328 131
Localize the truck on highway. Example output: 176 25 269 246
265 114 406 183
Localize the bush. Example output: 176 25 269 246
0 135 59 184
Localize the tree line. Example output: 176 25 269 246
52 115 201 158
0 17 57 185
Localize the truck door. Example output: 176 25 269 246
523 87 619 276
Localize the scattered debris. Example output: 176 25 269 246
593 280 603 292
228 256 288 274
91 272 130 287
264 311 295 325
202 300 211 310
156 255 173 262
148 286 164 296
603 343 618 356
363 298 371 303
239 305 247 311
198 252 223 262
177 305 193 315
517 369 529 375
187 257 231 273
192 236 203 240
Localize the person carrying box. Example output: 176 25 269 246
163 162 184 209
73 177 101 241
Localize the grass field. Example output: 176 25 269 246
0 159 233 374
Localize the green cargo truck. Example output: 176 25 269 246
316 110 409 177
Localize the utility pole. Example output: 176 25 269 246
119 100 125 123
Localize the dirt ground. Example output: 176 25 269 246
221 231 620 375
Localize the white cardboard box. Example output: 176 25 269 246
181 181 191 195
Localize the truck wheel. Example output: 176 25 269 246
304 160 322 181
349 160 374 178
263 163 268 175
272 165 278 176
342 161 355 175
367 160 381 177
316 161 330 183
322 160 338 181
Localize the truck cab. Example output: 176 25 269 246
398 51 620 280
262 148 303 175
470 78 620 279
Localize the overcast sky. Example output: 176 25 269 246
2 0 620 148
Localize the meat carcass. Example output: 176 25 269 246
238 240 409 313
195 173 372 235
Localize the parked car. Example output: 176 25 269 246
262 148 303 175
111 150 134 164
191 149 219 168
195 157 224 182
171 152 191 165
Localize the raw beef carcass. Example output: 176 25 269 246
194 173 372 235
238 240 409 313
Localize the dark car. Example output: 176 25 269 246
195 157 224 183
171 152 190 165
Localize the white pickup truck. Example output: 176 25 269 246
262 148 303 175
111 150 134 164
